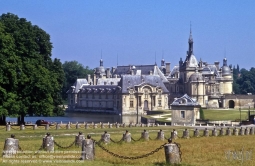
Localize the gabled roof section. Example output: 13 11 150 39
66 78 88 93
153 65 168 82
119 75 169 94
171 94 199 106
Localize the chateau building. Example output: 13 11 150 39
67 29 237 115
167 30 233 108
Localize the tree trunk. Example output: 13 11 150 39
17 115 25 125
0 115 6 125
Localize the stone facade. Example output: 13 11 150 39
167 30 233 108
171 94 200 126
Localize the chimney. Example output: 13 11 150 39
150 70 153 75
112 67 116 73
214 61 220 70
106 68 110 78
87 74 91 83
165 62 170 75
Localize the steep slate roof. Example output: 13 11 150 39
113 65 155 76
171 94 199 106
119 75 169 94
202 64 219 77
97 78 121 85
66 78 88 93
79 85 121 94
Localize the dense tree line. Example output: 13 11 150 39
0 13 94 124
232 65 255 94
0 13 66 124
62 61 93 101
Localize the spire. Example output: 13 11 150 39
100 50 103 66
188 22 193 56
154 52 157 66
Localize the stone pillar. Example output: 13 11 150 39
146 123 150 127
219 128 224 136
129 123 132 128
101 123 104 129
33 124 37 130
212 128 218 136
250 127 254 135
194 129 200 137
182 129 189 139
239 127 244 135
233 128 238 136
101 132 111 144
6 125 11 131
135 123 138 127
43 135 54 151
140 123 144 127
20 124 25 130
76 123 80 129
85 123 88 129
226 128 231 136
123 123 126 128
172 130 178 139
75 134 85 147
80 137 95 160
3 137 19 156
108 124 112 128
56 124 60 130
245 127 249 135
122 131 131 142
66 123 70 129
203 128 209 137
141 130 149 141
45 124 49 130
157 130 165 140
164 142 181 164
93 124 97 129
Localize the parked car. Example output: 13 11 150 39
36 119 50 126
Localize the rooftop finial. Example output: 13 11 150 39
190 21 192 34
101 49 102 59
154 52 157 66
117 54 118 66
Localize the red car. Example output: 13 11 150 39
36 119 50 126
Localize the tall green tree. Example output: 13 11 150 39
0 13 64 124
62 61 93 101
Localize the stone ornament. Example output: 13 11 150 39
212 128 218 136
164 139 181 164
194 129 200 137
141 130 149 141
80 136 95 160
3 135 19 156
182 129 189 139
43 133 54 151
204 128 209 137
101 131 111 144
157 129 165 140
122 130 131 142
233 128 238 136
75 132 85 147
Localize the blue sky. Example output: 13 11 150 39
1 1 254 70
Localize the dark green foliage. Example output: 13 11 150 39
200 107 205 120
233 65 255 94
0 13 65 123
62 61 93 101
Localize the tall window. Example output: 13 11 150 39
130 101 134 108
138 96 141 107
181 111 185 118
130 90 134 99
158 90 162 99
145 90 148 99
158 100 161 106
152 96 155 106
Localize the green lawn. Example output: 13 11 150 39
0 126 255 166
203 109 254 121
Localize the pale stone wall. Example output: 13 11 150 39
171 106 198 126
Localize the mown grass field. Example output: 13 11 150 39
0 125 254 166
